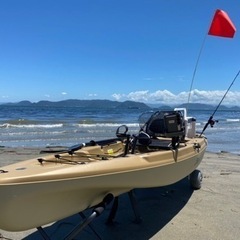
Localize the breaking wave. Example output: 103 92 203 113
0 123 63 129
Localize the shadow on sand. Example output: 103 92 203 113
24 177 194 240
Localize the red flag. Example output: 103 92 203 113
208 9 236 38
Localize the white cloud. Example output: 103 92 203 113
1 95 9 99
61 92 67 95
128 90 149 102
88 93 98 97
112 93 124 101
112 89 240 106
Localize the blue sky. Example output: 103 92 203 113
0 0 240 105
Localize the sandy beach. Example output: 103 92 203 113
0 147 239 240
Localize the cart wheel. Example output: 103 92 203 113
189 169 203 190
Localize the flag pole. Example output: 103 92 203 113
187 34 207 109
187 9 236 111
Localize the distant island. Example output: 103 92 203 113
1 99 240 110
0 99 151 110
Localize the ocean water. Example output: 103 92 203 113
0 105 239 154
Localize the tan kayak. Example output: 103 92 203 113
0 109 207 231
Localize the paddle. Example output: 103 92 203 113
40 138 120 154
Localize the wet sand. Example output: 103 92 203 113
0 147 240 240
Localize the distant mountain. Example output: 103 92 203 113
1 99 151 110
117 101 149 109
1 100 240 110
4 100 33 106
177 103 240 110
34 99 121 108
148 103 240 111
177 103 215 110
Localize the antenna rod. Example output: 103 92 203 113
200 69 240 136
187 35 207 109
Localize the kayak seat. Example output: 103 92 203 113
131 110 185 153
148 138 172 150
134 131 172 152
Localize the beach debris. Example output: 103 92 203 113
220 170 232 175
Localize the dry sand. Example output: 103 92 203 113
0 147 239 240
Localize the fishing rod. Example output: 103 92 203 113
200 69 240 136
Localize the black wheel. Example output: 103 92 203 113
189 169 203 190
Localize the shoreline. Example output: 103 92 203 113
1 145 239 162
0 148 240 239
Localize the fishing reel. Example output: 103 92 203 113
209 118 219 127
200 116 219 136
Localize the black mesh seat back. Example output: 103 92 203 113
148 118 165 135
145 111 185 138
